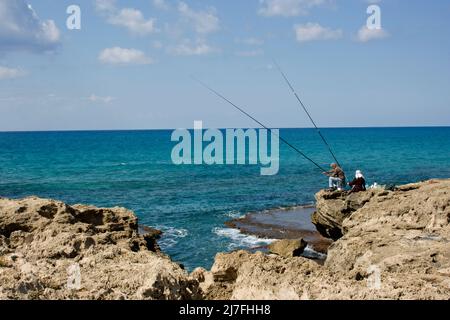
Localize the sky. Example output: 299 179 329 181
0 0 449 131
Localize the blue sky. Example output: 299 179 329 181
0 0 449 131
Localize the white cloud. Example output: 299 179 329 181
95 0 158 35
153 0 170 10
87 94 115 104
178 2 220 34
0 0 60 53
235 49 264 57
0 66 26 80
108 8 158 35
169 39 218 56
95 0 116 13
258 0 327 17
356 26 389 42
98 47 153 65
294 23 342 42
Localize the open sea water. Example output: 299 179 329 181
1 127 449 270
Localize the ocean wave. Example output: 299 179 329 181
213 227 275 251
214 227 327 260
155 226 188 249
223 210 245 219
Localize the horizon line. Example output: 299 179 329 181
1 125 450 133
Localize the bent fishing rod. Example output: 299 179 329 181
191 76 327 173
273 60 343 169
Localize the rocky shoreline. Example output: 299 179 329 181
1 179 449 299
224 206 332 257
0 197 201 299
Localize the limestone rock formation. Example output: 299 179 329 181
0 197 201 300
200 179 450 300
268 239 307 258
325 180 450 290
312 188 385 240
2 179 449 300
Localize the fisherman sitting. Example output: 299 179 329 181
348 170 366 193
323 163 345 191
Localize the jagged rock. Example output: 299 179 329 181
0 197 202 300
268 239 307 258
325 180 450 282
201 179 450 300
204 250 321 300
311 189 384 240
190 267 207 282
2 179 449 300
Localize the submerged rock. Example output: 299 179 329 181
268 239 307 258
0 197 201 300
225 206 332 255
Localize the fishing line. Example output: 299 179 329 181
191 76 327 172
272 60 342 169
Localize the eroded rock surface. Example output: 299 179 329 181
199 180 450 300
0 197 201 300
268 239 307 258
312 189 384 240
2 179 449 300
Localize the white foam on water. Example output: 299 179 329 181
155 226 188 249
111 162 127 166
214 227 276 251
224 210 245 219
302 245 327 260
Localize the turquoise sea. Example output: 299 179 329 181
1 127 449 270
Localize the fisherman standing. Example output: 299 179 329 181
323 163 346 191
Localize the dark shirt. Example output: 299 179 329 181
329 166 345 180
349 177 366 193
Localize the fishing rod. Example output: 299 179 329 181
273 60 343 169
191 76 327 173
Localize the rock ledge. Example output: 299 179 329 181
0 196 201 300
